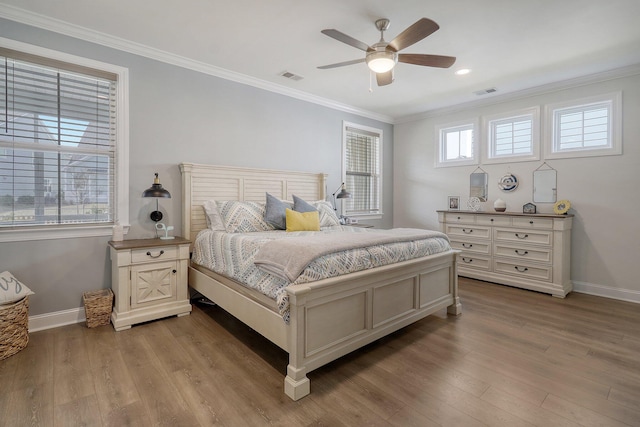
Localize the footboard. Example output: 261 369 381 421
284 250 460 400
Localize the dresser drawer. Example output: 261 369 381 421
446 224 491 240
450 240 491 255
477 215 511 227
512 217 553 229
494 260 552 282
494 228 552 246
131 246 179 263
457 254 491 271
445 213 476 224
494 244 552 263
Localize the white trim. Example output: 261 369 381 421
0 4 393 124
573 280 640 305
434 118 479 168
28 306 86 332
543 91 622 160
482 106 540 164
0 37 130 242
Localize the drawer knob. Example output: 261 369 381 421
490 218 494 222
463 228 473 234
462 257 473 263
515 250 529 256
146 250 165 258
462 243 473 248
529 220 534 225
172 269 177 274
514 266 529 272
515 233 528 239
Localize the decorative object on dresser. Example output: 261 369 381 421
553 199 571 215
108 237 192 331
498 173 519 192
437 210 573 297
493 198 506 212
448 195 460 210
523 202 537 214
467 196 482 212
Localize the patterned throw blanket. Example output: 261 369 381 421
254 228 449 282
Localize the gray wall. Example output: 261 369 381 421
393 72 640 300
0 19 394 316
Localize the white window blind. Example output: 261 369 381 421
343 124 381 217
0 48 117 228
490 116 533 157
554 103 610 151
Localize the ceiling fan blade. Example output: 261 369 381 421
317 58 366 70
376 70 394 86
388 18 439 52
398 53 456 68
321 29 370 52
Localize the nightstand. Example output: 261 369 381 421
108 237 192 331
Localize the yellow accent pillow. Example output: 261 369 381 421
285 208 320 232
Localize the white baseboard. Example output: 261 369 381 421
29 307 86 332
573 281 640 304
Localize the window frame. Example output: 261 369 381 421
434 119 479 168
544 92 622 159
483 106 540 164
0 37 129 243
342 121 383 220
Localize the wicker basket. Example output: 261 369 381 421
83 289 114 328
0 296 29 361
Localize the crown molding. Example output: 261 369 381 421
396 63 640 124
0 4 394 124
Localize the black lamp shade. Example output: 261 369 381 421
336 187 351 199
142 173 171 198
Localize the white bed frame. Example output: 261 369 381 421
180 162 461 400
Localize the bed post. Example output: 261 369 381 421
179 163 193 242
284 292 310 400
447 255 462 316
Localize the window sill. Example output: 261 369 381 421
0 224 129 243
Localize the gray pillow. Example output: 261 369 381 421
264 192 290 230
292 194 317 213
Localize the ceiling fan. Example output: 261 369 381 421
318 18 456 86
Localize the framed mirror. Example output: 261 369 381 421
470 169 488 202
533 168 557 203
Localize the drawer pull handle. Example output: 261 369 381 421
514 266 529 272
529 221 534 225
515 233 528 239
146 250 165 258
462 257 473 263
515 250 529 256
462 243 473 248
463 228 473 234
490 218 494 222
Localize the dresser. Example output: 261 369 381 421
437 211 573 297
108 237 192 331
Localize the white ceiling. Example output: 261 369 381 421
2 0 640 121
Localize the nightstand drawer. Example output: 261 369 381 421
132 246 179 263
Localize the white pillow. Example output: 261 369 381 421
202 200 226 231
0 271 34 305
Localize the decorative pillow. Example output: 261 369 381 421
0 271 34 305
292 194 316 213
216 200 275 233
264 193 292 230
202 200 226 231
285 208 320 232
292 195 341 227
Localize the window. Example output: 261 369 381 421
342 122 382 218
0 39 128 242
545 92 621 159
484 107 539 164
435 119 478 167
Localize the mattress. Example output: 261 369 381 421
191 225 452 322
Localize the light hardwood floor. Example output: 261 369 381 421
1 278 639 426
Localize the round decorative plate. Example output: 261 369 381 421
554 199 571 214
498 174 519 192
467 197 481 212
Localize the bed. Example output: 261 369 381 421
180 162 461 400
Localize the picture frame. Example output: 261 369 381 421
448 196 460 211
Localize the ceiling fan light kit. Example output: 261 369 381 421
319 17 456 86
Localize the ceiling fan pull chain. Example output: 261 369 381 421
369 71 373 93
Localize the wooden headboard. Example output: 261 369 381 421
180 163 327 242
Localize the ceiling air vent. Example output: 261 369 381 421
473 87 497 96
280 71 303 81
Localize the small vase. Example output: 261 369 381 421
493 198 506 212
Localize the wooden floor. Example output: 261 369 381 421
1 278 640 426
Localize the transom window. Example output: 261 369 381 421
435 120 478 167
484 107 540 164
